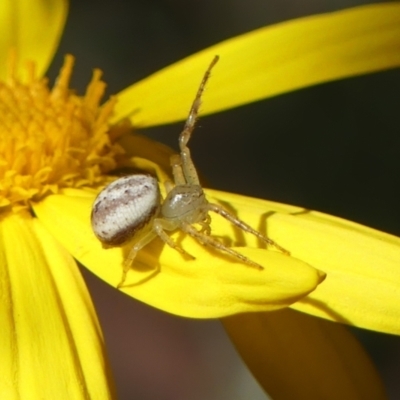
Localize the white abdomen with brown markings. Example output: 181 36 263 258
91 174 160 247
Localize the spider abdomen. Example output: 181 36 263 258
91 174 161 247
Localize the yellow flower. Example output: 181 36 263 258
1 0 400 399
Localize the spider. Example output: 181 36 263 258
91 55 289 288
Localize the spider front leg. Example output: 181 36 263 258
178 55 219 185
119 230 158 288
198 214 212 235
170 154 186 185
153 218 196 260
178 123 200 185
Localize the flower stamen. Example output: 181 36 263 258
0 54 124 213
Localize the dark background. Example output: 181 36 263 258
47 0 400 399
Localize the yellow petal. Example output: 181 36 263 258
223 309 386 400
0 0 67 79
206 189 400 335
284 211 400 335
32 191 324 318
0 212 114 399
117 133 175 188
113 3 400 127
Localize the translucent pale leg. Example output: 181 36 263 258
119 230 158 288
170 154 186 185
153 218 195 259
178 56 219 185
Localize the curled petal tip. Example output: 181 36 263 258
317 269 327 283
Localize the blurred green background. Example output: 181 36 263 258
47 0 400 399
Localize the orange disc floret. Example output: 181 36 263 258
0 55 124 213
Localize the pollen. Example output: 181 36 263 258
0 55 124 213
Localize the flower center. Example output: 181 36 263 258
0 55 124 213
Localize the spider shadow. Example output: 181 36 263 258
212 204 352 324
214 199 278 249
297 297 352 326
280 207 351 325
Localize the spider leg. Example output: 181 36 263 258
118 230 158 288
153 218 196 259
198 214 212 235
182 222 264 270
170 154 187 185
179 144 199 185
206 203 290 255
178 56 219 185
